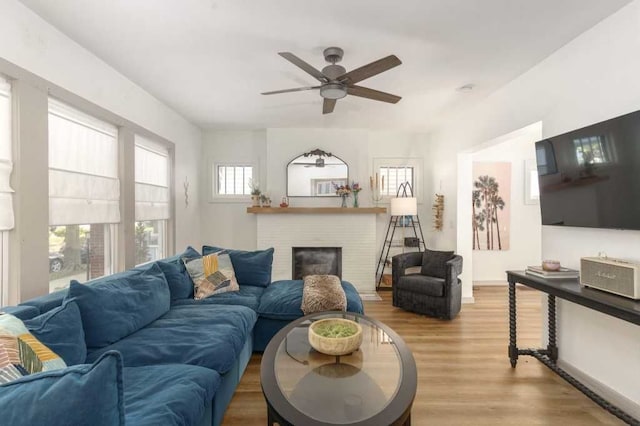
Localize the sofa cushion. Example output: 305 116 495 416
171 285 264 311
67 263 170 348
420 249 454 278
203 246 274 287
0 351 124 426
24 299 86 366
397 274 445 297
258 280 364 321
184 251 240 299
85 304 257 374
19 289 68 316
157 246 200 300
0 313 67 382
123 363 220 426
1 305 39 321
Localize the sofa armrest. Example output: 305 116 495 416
392 251 423 286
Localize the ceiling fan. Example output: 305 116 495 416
261 47 402 114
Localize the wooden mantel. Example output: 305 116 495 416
246 207 386 214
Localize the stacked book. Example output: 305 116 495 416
525 265 579 279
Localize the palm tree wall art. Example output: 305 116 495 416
472 162 511 250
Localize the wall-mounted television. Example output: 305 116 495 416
536 109 640 230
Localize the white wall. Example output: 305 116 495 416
431 0 640 409
0 0 202 301
470 125 542 282
201 128 434 286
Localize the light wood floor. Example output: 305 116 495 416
223 287 625 425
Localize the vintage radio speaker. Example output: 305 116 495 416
580 257 640 299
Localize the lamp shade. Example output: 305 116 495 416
390 197 417 216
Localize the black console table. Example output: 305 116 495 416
506 271 640 426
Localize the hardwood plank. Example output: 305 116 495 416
222 287 625 425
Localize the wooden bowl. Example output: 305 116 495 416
308 318 363 356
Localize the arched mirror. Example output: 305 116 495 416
287 149 348 197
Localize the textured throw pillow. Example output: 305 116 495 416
0 351 125 426
183 251 240 300
24 299 87 366
301 275 347 315
421 249 455 278
0 313 67 384
202 246 275 287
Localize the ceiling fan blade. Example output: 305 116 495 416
323 98 337 114
338 55 402 85
347 85 402 104
261 86 321 95
279 52 328 83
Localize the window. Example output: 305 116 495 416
524 159 539 205
379 166 414 197
0 76 13 306
215 165 253 196
135 136 170 265
48 99 119 292
573 135 610 165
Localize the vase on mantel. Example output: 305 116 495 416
353 192 359 208
340 194 348 208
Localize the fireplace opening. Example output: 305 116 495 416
292 247 342 280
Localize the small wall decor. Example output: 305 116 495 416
472 162 511 251
183 177 190 207
432 194 444 231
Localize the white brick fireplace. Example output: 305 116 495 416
254 208 384 295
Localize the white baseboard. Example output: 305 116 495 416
558 360 640 419
359 292 382 301
473 280 508 286
462 296 475 304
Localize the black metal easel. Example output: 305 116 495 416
375 182 426 289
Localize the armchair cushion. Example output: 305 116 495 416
396 275 445 297
421 249 454 278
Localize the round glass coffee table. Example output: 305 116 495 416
261 312 417 425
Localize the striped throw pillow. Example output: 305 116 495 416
0 313 66 384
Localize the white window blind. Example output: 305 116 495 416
0 76 14 231
135 136 169 221
48 99 120 225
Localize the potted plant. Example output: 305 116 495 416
260 193 271 207
249 179 261 207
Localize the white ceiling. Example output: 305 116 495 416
19 0 631 130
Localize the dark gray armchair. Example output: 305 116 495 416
392 251 463 319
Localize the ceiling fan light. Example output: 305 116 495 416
320 83 347 100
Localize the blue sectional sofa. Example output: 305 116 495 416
1 246 364 426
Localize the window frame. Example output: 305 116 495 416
373 157 423 203
524 159 540 205
210 162 258 202
134 136 171 265
47 99 120 291
0 232 8 307
0 75 12 307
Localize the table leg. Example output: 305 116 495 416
267 405 274 426
508 280 518 367
404 412 411 425
547 295 558 362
